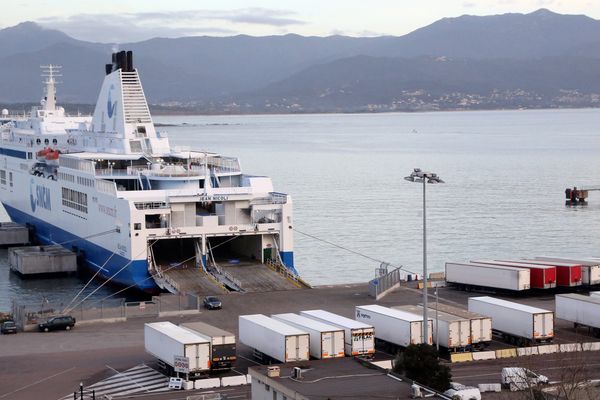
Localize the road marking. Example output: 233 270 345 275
58 364 168 400
0 367 75 399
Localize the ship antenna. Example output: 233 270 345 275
40 64 62 111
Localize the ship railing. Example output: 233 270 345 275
134 202 169 210
96 179 117 195
95 166 204 178
265 259 311 288
209 186 253 195
59 156 95 173
251 210 282 224
146 169 204 177
250 192 288 205
209 263 243 290
205 156 241 173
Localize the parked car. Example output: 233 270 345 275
38 315 76 332
203 296 222 310
1 320 17 334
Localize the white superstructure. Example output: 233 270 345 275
0 51 296 292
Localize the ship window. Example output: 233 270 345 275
44 139 49 145
134 223 142 230
36 139 41 145
0 170 5 185
27 152 32 160
52 138 57 145
62 187 88 214
9 172 12 187
145 214 161 229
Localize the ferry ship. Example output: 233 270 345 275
0 51 296 293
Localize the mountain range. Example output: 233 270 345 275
2 9 600 113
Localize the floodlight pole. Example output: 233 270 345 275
422 176 429 346
405 169 444 347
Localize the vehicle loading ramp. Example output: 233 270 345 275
219 260 306 292
160 267 228 296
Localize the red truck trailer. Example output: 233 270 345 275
517 259 582 287
472 260 556 289
487 259 580 287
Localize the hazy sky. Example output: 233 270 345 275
4 0 600 42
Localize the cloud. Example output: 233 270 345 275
329 29 386 37
462 2 476 7
36 8 306 43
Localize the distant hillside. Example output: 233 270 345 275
0 22 86 57
363 9 600 59
237 56 600 112
2 9 600 112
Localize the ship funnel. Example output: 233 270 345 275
105 50 134 75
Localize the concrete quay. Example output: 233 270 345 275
9 245 77 276
0 222 28 246
2 284 600 399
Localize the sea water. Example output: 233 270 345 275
2 108 600 309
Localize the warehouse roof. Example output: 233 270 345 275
249 357 411 400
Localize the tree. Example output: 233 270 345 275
393 344 452 391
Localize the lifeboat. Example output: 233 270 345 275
45 150 60 160
36 148 51 157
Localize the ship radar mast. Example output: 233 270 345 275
40 65 62 111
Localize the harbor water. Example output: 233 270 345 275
2 108 600 310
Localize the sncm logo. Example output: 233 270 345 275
29 178 52 212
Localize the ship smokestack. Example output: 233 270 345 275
107 51 134 74
126 51 133 72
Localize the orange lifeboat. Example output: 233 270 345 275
45 150 60 160
37 148 51 157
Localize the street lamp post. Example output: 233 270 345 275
404 168 444 346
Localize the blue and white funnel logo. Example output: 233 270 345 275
107 84 117 119
29 178 52 212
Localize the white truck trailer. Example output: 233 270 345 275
272 313 345 359
144 322 211 378
394 305 470 350
180 321 236 370
468 296 554 345
555 293 600 337
445 262 531 291
355 305 433 348
534 257 600 286
434 303 493 350
238 314 309 363
300 309 375 356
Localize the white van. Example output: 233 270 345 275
501 367 549 391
